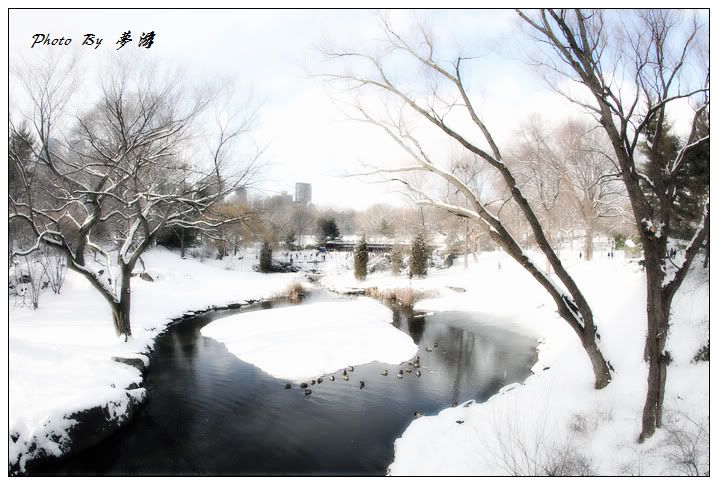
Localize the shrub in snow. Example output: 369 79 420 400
259 241 273 273
354 237 368 281
661 409 709 476
368 254 391 274
188 244 216 261
613 233 626 250
275 281 305 303
38 247 67 294
691 343 709 363
10 255 45 310
365 287 436 308
410 233 428 277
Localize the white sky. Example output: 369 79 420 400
8 8 706 209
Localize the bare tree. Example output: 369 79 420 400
554 119 629 258
509 116 571 263
321 14 612 389
518 8 709 441
9 58 261 339
510 117 629 260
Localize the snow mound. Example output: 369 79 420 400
201 297 418 381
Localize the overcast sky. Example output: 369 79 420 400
8 9 703 209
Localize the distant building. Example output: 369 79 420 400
227 187 248 204
295 182 312 205
235 187 248 204
280 191 293 204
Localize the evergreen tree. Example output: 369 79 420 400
9 122 37 200
410 233 428 277
317 217 340 243
156 226 199 252
379 217 395 237
9 123 41 248
354 236 368 280
284 231 296 250
390 244 403 275
640 115 709 240
259 240 273 273
673 111 709 240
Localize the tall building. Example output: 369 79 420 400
235 187 248 204
226 187 248 205
295 182 312 205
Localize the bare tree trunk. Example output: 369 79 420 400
111 266 133 340
464 217 469 270
573 294 612 390
639 245 670 442
497 232 612 389
703 226 709 269
180 227 186 259
584 224 594 261
584 340 611 389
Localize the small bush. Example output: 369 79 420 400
10 255 45 310
692 343 709 363
542 443 595 476
38 246 67 294
364 287 436 308
354 237 368 281
274 281 305 303
661 409 709 476
613 233 626 250
368 254 391 273
410 233 429 277
259 241 273 273
188 243 215 261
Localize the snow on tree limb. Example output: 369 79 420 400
10 56 262 337
663 201 709 296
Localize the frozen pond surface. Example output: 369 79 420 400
38 292 537 476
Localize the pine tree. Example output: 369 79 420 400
317 217 340 243
672 111 709 240
390 244 403 275
410 233 428 277
639 115 708 240
354 237 368 280
259 240 273 273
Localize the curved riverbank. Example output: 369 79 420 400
11 298 273 476
31 295 538 475
9 247 301 475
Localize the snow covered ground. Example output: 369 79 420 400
348 251 708 476
8 244 709 476
201 298 417 382
8 246 300 473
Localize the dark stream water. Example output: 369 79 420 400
39 291 537 476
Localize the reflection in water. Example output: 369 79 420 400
39 293 537 476
406 312 425 342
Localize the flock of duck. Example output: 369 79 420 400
284 341 441 397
